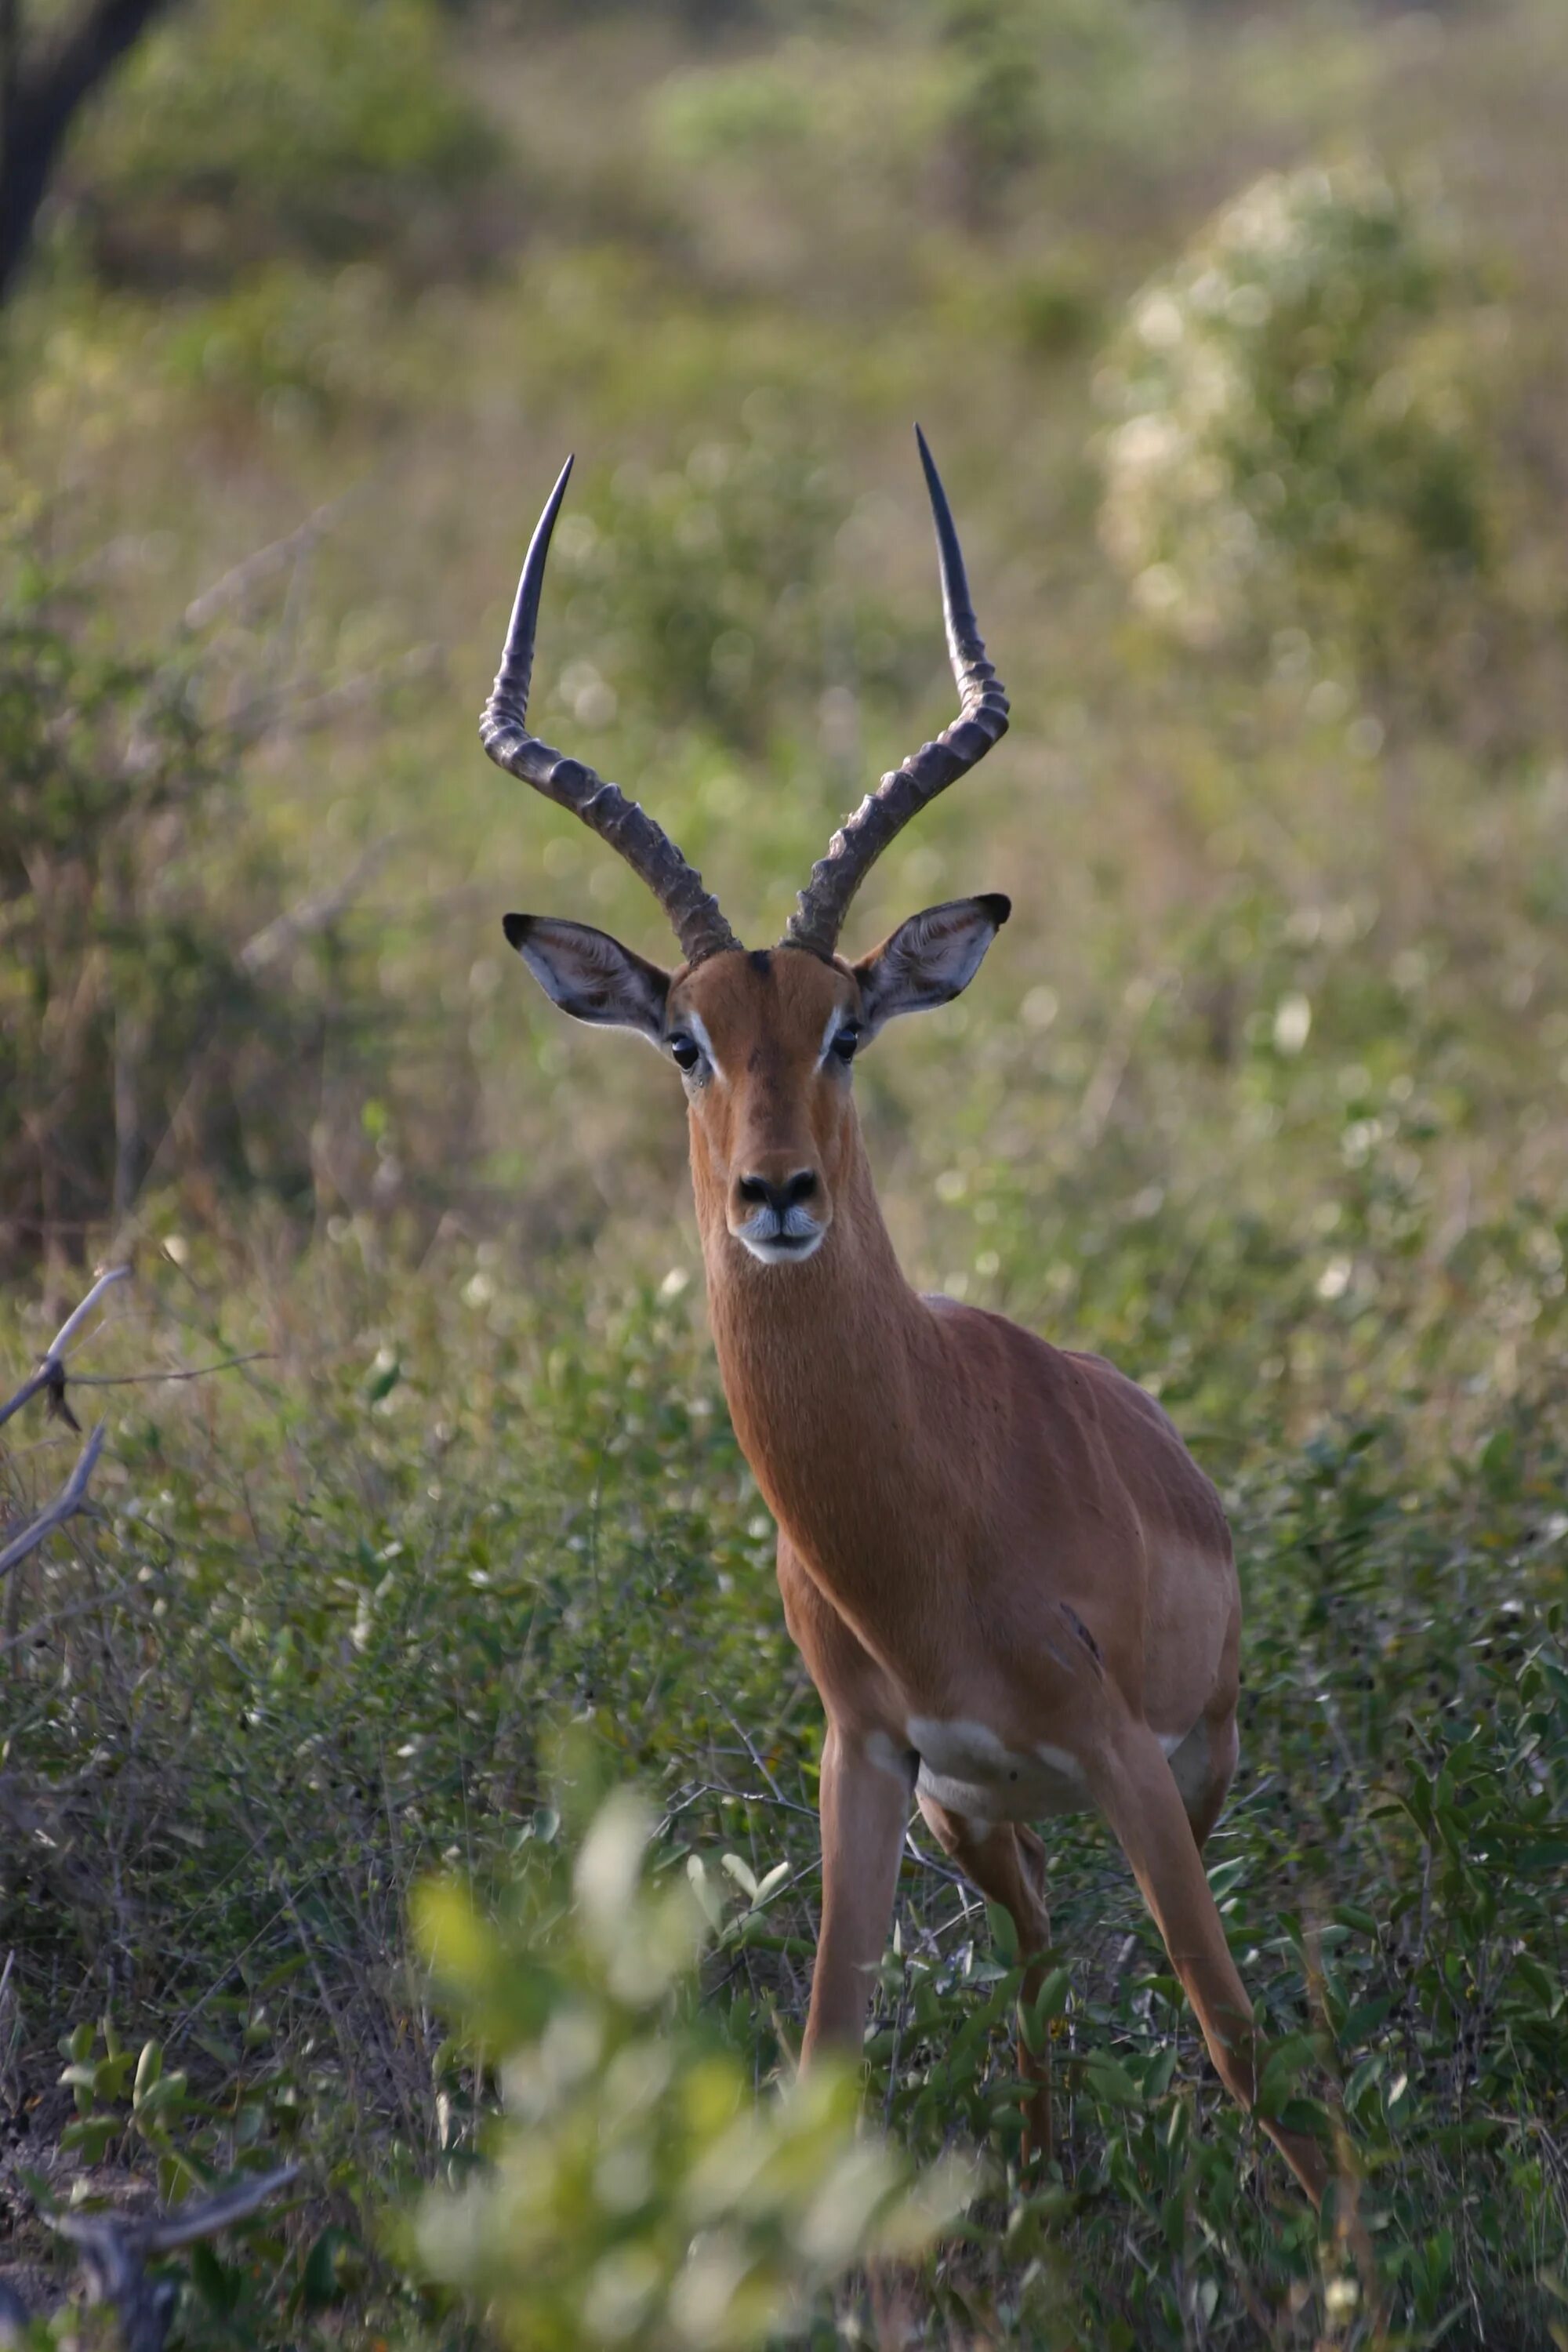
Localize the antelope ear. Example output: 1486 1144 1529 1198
853 894 1011 1039
503 914 670 1042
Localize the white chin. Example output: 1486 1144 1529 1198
735 1229 825 1266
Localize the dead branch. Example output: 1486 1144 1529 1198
0 1569 162 1655
239 841 393 975
69 1348 274 1387
224 641 442 752
19 2163 303 2352
0 1423 105 1580
0 1264 130 1431
181 499 350 633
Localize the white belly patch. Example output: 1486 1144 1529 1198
908 1715 1091 1824
906 1715 1204 1827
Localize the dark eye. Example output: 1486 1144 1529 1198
668 1033 701 1073
830 1025 860 1065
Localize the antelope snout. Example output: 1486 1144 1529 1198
729 1163 828 1265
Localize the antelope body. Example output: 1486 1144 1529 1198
482 437 1328 2205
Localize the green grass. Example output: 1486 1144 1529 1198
3 0 1568 2343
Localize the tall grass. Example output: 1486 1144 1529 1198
2 1 1568 2343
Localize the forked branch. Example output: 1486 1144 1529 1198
0 1424 105 1581
0 1264 131 1431
0 1266 129 1579
0 2164 303 2352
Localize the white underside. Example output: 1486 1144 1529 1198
901 1713 1211 1828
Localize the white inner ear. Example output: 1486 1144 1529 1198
515 922 666 1040
866 904 999 1030
893 906 994 997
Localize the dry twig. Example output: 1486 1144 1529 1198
0 2164 303 2351
0 1264 130 1432
0 1423 105 1581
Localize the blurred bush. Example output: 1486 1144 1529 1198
650 0 1157 272
931 0 1148 228
412 1788 975 2350
1095 161 1501 695
0 528 456 1267
543 434 848 759
65 0 501 285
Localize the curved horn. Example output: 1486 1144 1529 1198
784 427 1009 960
481 458 741 967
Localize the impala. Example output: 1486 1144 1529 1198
481 434 1328 2205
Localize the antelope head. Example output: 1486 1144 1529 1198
485 430 1011 1270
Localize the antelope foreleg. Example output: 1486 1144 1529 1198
1089 1722 1330 2207
801 1724 910 2063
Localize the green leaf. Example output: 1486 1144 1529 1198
1258 2034 1317 2117
1083 2053 1142 2108
985 1902 1020 1965
301 2225 353 2310
190 2239 241 2316
133 2040 163 2103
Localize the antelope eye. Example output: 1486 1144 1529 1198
830 1024 860 1065
668 1033 702 1073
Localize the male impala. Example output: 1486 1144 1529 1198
481 434 1328 2204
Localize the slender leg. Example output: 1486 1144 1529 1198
917 1796 1054 2163
801 1723 912 2063
1088 1719 1329 2206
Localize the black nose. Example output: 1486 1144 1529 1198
738 1170 818 1216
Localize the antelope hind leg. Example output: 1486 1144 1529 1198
917 1795 1054 2165
1088 1719 1330 2207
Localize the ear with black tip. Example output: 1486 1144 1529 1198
503 913 670 1043
852 894 1011 1040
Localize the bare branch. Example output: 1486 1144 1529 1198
0 1265 132 1430
42 2162 300 2351
226 644 441 754
0 1569 162 1655
239 842 393 975
143 2161 301 2252
0 1424 105 1581
70 1350 274 1388
182 501 349 632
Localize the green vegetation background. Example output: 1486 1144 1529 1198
2 2 1568 2346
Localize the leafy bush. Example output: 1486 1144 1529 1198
68 0 500 283
651 0 1156 257
1095 161 1497 684
0 531 458 1267
412 1787 974 2350
538 433 848 757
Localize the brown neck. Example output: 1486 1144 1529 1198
691 1108 945 1599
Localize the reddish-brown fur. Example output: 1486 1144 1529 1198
490 436 1327 2203
666 941 1328 2203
